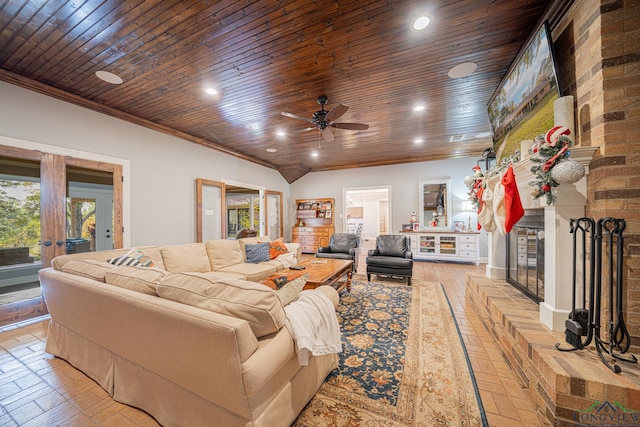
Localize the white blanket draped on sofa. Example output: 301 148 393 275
284 290 343 365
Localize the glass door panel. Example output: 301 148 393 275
439 236 457 255
67 178 114 253
419 235 436 254
0 156 43 306
265 191 283 240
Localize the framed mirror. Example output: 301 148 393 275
418 178 452 231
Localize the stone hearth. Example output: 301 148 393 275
466 273 640 426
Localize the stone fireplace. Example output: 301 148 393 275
485 145 597 331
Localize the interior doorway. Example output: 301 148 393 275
343 186 391 243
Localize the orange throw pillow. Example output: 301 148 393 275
269 239 289 260
262 270 305 290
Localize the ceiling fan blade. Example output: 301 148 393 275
281 111 314 123
331 122 369 130
322 128 334 142
325 104 349 122
295 126 315 133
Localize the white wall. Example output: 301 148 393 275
0 81 290 246
291 159 489 257
1 81 489 257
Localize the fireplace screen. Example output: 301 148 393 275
506 216 545 302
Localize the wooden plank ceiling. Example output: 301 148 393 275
0 0 558 183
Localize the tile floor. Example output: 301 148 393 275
0 243 550 426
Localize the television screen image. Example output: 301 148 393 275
487 21 561 162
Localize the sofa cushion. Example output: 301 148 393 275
262 272 307 306
206 239 244 271
216 263 277 282
161 243 210 273
245 242 270 263
104 266 169 296
60 259 115 282
156 273 285 338
268 238 289 260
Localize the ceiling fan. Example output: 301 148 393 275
281 95 369 142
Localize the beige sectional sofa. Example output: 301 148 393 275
38 238 339 427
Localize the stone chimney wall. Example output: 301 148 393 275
553 0 640 352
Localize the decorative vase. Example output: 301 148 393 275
551 159 585 185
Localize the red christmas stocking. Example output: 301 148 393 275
476 186 484 230
502 165 524 233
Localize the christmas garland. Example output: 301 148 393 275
464 166 484 210
528 128 573 205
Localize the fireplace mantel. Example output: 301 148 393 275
484 146 598 332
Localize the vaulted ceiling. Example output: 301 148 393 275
0 0 563 182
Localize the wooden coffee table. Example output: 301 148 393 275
298 258 353 293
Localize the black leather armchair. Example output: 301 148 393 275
316 233 359 272
366 235 413 285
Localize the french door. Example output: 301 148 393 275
0 144 123 326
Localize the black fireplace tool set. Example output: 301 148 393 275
555 217 637 373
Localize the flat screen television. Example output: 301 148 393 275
487 21 561 161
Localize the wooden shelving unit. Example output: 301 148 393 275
292 198 335 253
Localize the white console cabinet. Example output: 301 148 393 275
403 232 480 264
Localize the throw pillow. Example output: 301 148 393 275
262 270 305 290
108 249 155 267
262 272 307 306
268 238 289 260
245 242 270 263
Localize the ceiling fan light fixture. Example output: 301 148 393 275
448 62 478 78
95 70 123 84
411 16 431 31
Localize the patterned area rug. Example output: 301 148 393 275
294 278 487 426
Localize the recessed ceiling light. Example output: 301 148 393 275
311 151 319 158
275 130 286 137
95 70 123 84
413 104 426 112
266 148 277 153
411 16 431 31
414 138 424 144
205 87 218 95
448 62 478 78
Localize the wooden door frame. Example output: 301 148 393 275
196 178 227 242
0 144 124 326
